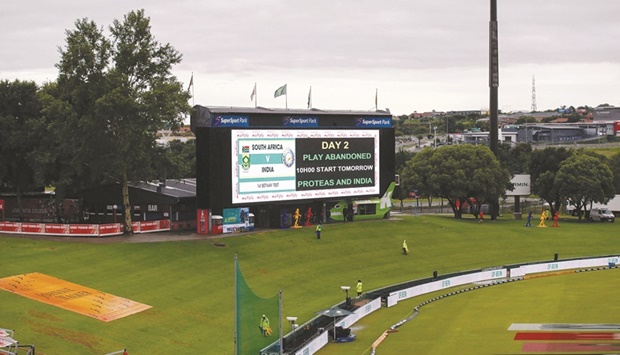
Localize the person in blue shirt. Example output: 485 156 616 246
524 211 533 227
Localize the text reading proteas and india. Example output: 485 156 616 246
294 138 374 190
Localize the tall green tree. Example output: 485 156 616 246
0 80 42 216
54 10 191 233
401 145 511 218
609 151 620 194
159 140 196 179
46 18 115 199
394 148 415 206
556 152 615 220
529 147 573 216
497 142 532 174
0 80 41 192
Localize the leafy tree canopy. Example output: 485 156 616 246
401 145 511 218
51 9 191 232
0 80 41 194
529 147 574 215
557 152 615 220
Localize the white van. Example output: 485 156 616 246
590 208 615 222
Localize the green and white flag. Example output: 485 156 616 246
274 84 287 98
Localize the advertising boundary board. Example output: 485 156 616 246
0 220 172 237
387 268 507 306
277 255 618 355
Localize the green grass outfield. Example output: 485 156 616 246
0 214 618 354
320 268 620 354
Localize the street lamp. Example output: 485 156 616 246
341 285 351 306
602 126 608 143
113 205 118 223
286 316 298 333
433 126 438 148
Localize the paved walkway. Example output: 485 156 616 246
1 230 231 244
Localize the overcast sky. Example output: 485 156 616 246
1 0 619 116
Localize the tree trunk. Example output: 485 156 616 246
447 199 461 218
16 186 23 221
121 164 133 234
490 199 499 220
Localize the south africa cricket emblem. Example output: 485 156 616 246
241 146 251 170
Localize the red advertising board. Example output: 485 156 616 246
159 219 171 229
0 220 169 237
0 222 20 233
69 224 98 236
21 223 45 234
45 224 70 235
132 221 141 233
140 221 159 233
99 223 123 236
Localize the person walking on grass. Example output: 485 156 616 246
402 240 409 255
524 211 533 227
259 315 271 336
315 223 322 239
538 212 547 227
552 211 559 227
356 280 363 296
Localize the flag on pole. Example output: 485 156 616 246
274 84 287 98
250 83 257 101
187 74 194 93
307 86 312 109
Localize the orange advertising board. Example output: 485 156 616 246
0 273 151 322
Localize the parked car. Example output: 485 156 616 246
590 208 615 222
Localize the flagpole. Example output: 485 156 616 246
234 254 238 355
192 72 195 106
285 92 288 110
279 289 283 355
375 88 378 111
254 83 257 108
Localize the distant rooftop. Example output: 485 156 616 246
129 179 196 199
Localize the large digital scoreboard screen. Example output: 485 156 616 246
232 129 380 203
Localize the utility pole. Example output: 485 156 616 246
489 0 500 220
531 75 537 113
489 0 499 157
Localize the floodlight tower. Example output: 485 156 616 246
489 0 499 157
531 75 537 113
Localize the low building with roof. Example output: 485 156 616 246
80 178 197 230
463 123 600 146
593 106 620 122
